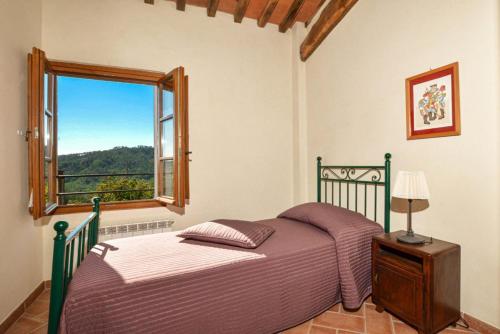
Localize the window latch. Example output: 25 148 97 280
17 129 32 142
34 127 39 139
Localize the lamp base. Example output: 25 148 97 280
397 233 426 244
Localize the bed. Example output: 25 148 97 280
47 153 392 334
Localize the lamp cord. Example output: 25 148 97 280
421 236 433 245
455 315 470 329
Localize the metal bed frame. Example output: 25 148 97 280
48 197 101 334
316 153 392 233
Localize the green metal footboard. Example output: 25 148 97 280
316 153 391 233
48 197 101 334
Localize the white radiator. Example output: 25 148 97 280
98 220 174 241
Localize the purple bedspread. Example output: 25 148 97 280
60 204 381 333
60 218 341 334
279 202 384 309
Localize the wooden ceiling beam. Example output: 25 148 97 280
300 0 358 61
278 0 306 33
257 0 279 28
234 0 251 23
304 0 326 27
176 0 186 11
207 0 220 17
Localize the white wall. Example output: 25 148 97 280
303 0 499 327
40 0 294 278
0 0 44 323
2 0 498 328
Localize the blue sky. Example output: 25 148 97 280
57 76 154 155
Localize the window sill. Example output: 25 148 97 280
44 203 58 215
52 199 165 215
156 196 175 205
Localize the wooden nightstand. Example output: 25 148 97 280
372 230 460 334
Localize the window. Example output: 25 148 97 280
157 69 189 208
28 48 189 218
57 77 155 205
43 72 57 212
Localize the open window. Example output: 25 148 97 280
28 48 58 218
156 68 189 207
27 48 189 218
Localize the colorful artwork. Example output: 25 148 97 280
418 84 446 125
405 63 461 140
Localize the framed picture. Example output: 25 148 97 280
405 62 461 140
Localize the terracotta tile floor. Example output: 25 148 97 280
6 289 49 334
282 297 479 334
6 291 479 334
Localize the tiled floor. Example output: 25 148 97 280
282 297 479 334
6 291 478 334
5 289 49 334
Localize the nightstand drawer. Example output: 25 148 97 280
376 243 423 273
374 261 424 326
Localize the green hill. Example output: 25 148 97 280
58 146 154 204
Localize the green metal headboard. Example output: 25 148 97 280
48 197 101 334
317 153 391 233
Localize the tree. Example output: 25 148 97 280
96 177 154 202
58 146 154 204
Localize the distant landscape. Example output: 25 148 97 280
58 146 154 204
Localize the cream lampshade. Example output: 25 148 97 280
391 171 430 244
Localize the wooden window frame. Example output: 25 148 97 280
156 81 175 203
28 48 46 219
28 48 189 217
44 72 58 214
184 75 190 201
156 68 188 207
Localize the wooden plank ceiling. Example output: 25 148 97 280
145 0 323 31
145 0 358 61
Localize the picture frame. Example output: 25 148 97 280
405 62 461 140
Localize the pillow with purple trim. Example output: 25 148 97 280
177 219 275 249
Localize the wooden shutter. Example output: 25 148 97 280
28 47 58 218
155 67 189 207
184 75 190 201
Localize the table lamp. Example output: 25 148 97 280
391 171 430 244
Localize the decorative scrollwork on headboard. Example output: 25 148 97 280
321 167 383 183
316 153 392 233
